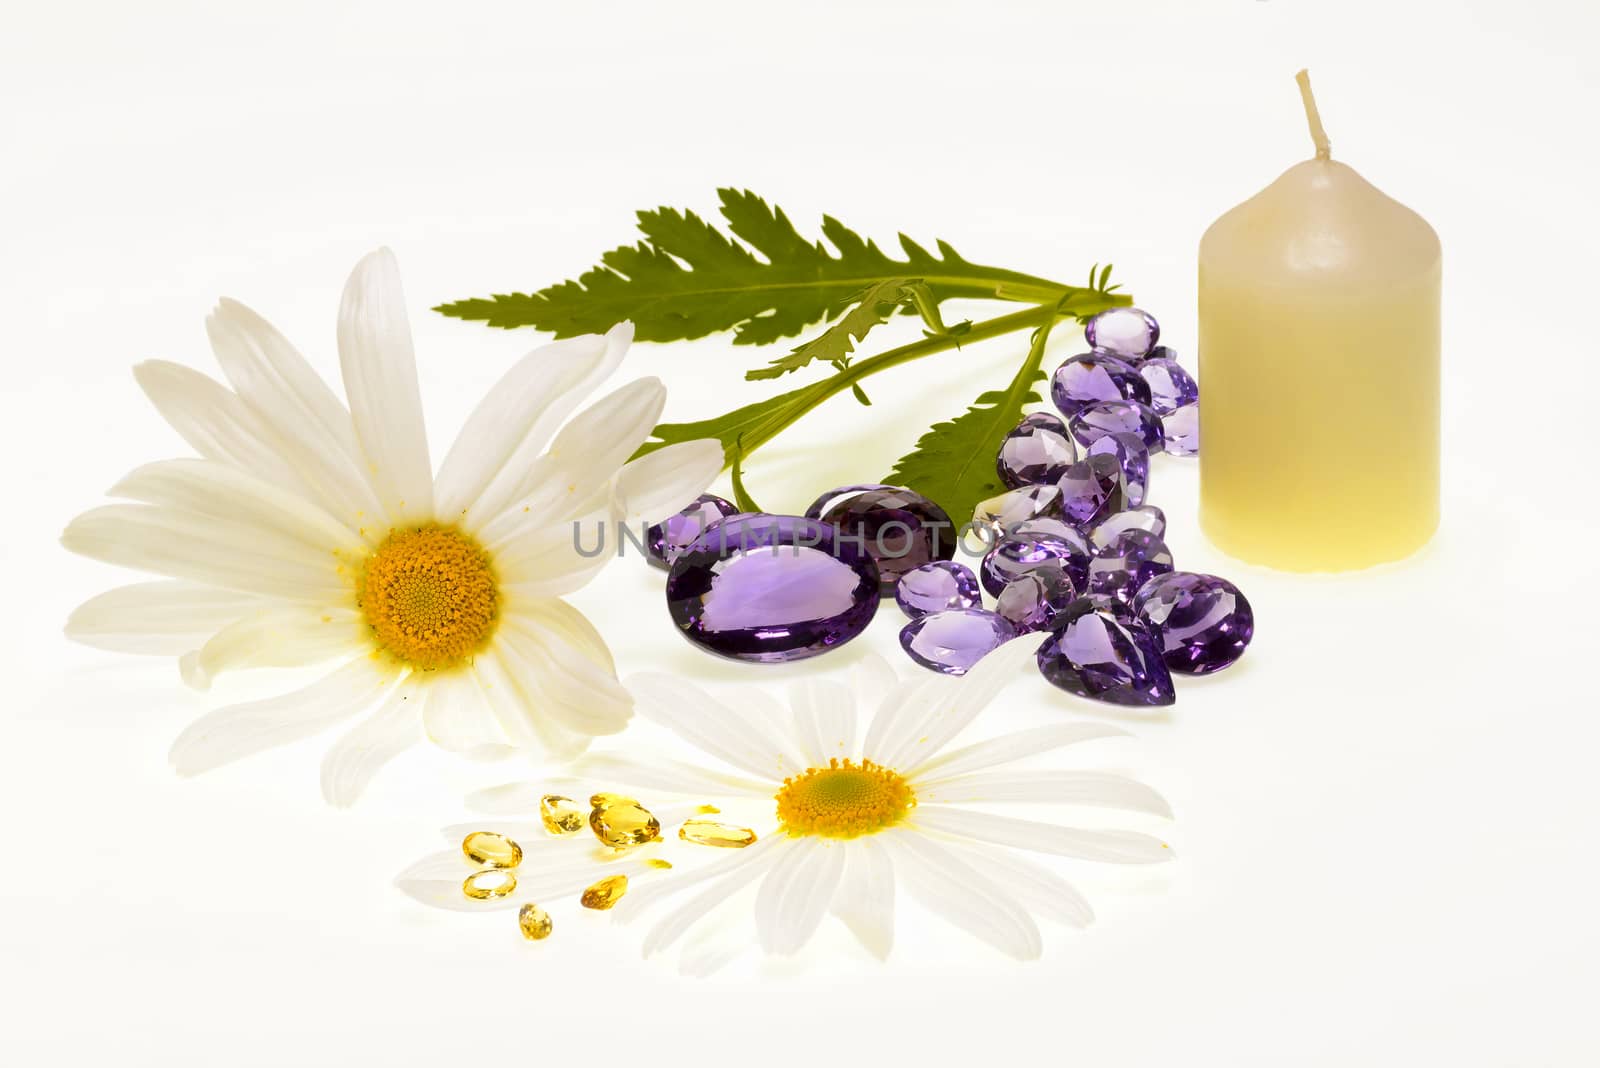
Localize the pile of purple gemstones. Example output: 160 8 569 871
643 307 1250 709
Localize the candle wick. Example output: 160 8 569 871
1295 69 1333 161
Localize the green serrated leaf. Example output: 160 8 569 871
883 321 1060 524
435 188 1075 343
746 278 912 381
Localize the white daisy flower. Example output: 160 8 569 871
453 642 1174 963
61 249 722 804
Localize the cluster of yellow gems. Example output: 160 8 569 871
455 791 761 941
356 525 498 671
775 759 915 838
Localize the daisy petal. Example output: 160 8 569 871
913 805 1174 864
959 844 1095 928
871 638 1039 770
495 620 632 738
169 657 398 776
570 752 771 798
638 837 785 956
319 677 423 807
881 830 1043 960
337 248 433 525
421 669 515 758
619 833 783 923
178 605 365 690
755 836 846 956
613 438 725 524
917 770 1173 818
789 677 857 767
907 723 1129 782
66 580 262 655
540 377 667 512
472 649 590 761
626 673 804 782
510 597 616 673
832 838 895 960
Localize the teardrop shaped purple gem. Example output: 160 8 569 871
1035 601 1175 707
1085 432 1150 509
1056 453 1130 531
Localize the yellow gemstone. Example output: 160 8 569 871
462 869 517 900
679 819 759 849
461 831 523 868
644 858 673 870
580 874 629 910
695 804 721 815
539 794 586 836
588 795 661 848
517 904 553 941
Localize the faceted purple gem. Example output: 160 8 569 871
1162 404 1199 457
1083 307 1160 360
895 561 981 620
899 608 1019 676
980 531 1091 597
1009 517 1092 555
1075 592 1138 623
803 484 894 521
1069 400 1165 452
1049 352 1152 418
972 484 1063 539
1035 601 1175 707
995 561 1078 632
1090 505 1167 550
819 486 956 595
665 514 880 663
1056 453 1129 532
1142 345 1179 366
996 416 1078 489
1087 529 1175 605
1134 572 1254 675
1137 357 1199 415
1085 432 1150 509
646 493 740 571
1018 411 1068 434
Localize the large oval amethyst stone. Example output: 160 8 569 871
1134 572 1253 675
665 514 880 663
895 561 981 620
981 531 1090 596
646 493 740 571
1069 400 1165 452
1049 352 1151 418
1085 432 1150 508
803 484 894 521
1035 601 1175 707
996 416 1078 489
1087 529 1175 605
899 608 1018 676
1138 356 1199 414
1084 307 1160 360
818 486 955 594
1056 453 1130 531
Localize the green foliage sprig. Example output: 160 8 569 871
437 190 1131 525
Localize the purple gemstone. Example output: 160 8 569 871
996 417 1078 489
665 514 880 663
1090 506 1167 550
981 531 1091 597
1036 602 1175 707
646 494 740 571
1142 345 1179 366
1134 572 1254 675
803 484 894 521
819 486 956 595
1009 518 1092 555
1087 530 1175 605
1075 592 1139 623
1049 352 1151 418
1069 400 1165 452
899 609 1019 676
1162 404 1199 457
895 561 981 620
972 484 1063 539
995 561 1077 632
1056 453 1129 532
1018 411 1068 434
1085 432 1150 509
1137 357 1199 415
1083 307 1160 360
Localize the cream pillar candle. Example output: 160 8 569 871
1198 71 1440 571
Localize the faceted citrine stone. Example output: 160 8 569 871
461 831 522 869
588 795 660 848
517 904 553 941
539 794 586 836
462 869 517 900
644 858 673 870
679 819 758 849
580 874 629 910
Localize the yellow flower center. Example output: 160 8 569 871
774 759 914 838
356 525 498 670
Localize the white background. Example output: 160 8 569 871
3 0 1597 1064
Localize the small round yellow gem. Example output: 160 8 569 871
517 904 553 941
679 819 758 849
588 796 660 849
461 831 522 869
462 869 517 900
774 758 914 839
356 525 498 670
580 874 629 910
539 794 586 836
